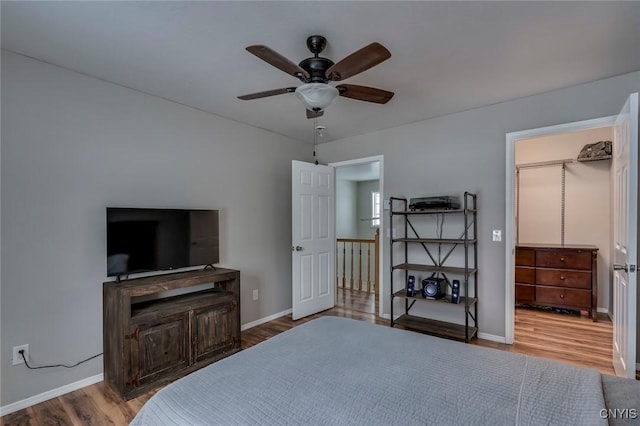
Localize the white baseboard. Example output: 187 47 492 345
241 308 292 331
477 332 507 344
0 373 103 417
597 307 609 314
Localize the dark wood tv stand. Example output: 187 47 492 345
103 268 241 399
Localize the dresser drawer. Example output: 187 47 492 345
535 287 590 309
535 269 591 289
515 267 535 284
515 284 535 304
535 250 592 270
515 248 535 266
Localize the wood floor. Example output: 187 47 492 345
336 287 377 314
513 306 615 376
2 291 623 425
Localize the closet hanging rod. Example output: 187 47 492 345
516 158 576 170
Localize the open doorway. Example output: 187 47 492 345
505 118 616 374
330 156 384 317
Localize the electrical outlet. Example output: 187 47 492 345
252 289 259 301
12 344 29 366
492 230 502 242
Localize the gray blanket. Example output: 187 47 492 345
131 316 611 425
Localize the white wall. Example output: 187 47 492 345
357 180 379 239
515 127 613 311
318 70 640 339
335 179 357 238
0 51 311 406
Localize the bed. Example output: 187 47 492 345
131 316 640 425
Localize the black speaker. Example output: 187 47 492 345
421 277 446 299
451 280 460 304
406 275 416 297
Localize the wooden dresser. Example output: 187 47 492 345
515 244 598 321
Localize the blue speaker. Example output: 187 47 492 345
451 280 460 304
406 275 416 297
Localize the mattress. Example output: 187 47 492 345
131 316 639 425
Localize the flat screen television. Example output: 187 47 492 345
106 207 219 277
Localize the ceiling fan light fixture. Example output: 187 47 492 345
295 83 339 111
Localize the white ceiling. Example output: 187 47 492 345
2 1 639 143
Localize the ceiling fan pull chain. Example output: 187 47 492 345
313 118 319 165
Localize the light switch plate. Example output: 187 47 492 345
492 230 502 242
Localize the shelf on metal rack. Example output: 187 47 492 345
392 237 477 244
393 314 478 342
392 263 477 275
392 208 476 215
393 289 477 306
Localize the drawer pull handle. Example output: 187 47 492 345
560 276 565 280
560 257 565 262
560 294 565 299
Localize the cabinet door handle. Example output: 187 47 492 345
559 257 565 262
559 294 565 299
560 276 565 280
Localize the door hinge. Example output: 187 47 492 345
630 264 636 273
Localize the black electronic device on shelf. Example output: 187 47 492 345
406 275 416 296
451 280 460 304
409 196 460 211
422 277 446 299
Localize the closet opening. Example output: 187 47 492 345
507 120 616 375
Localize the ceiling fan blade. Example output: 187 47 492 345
246 45 310 81
337 84 394 104
306 109 324 119
238 87 296 100
326 42 391 81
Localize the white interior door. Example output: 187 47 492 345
612 93 638 379
292 160 335 320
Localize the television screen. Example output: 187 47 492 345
106 208 219 276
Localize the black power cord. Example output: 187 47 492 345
19 350 102 370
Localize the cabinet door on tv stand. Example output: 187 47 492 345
192 301 240 363
128 313 190 391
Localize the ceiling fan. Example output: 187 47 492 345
238 35 394 119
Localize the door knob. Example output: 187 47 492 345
292 246 303 252
613 264 629 272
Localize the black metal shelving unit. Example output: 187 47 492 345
389 192 478 342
